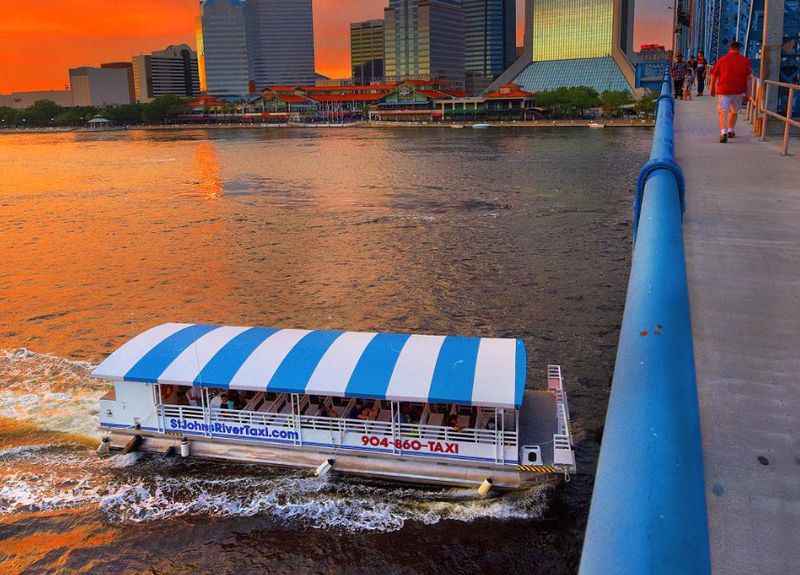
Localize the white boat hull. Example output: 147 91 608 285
104 428 560 490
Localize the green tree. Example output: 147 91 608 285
21 99 62 127
142 95 189 124
535 86 600 118
600 90 634 117
104 103 145 125
635 91 657 117
0 106 18 127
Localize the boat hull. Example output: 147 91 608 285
103 428 559 490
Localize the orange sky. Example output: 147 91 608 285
0 0 670 94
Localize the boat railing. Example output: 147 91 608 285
158 403 517 447
547 365 575 468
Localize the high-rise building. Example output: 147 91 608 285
101 62 136 103
198 0 316 97
198 0 251 98
491 0 636 94
69 67 133 106
463 0 516 93
384 0 465 88
247 0 316 87
132 45 200 103
351 20 385 84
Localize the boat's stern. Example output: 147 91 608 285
517 365 576 479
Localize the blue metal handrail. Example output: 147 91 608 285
578 76 711 575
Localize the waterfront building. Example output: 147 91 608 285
198 0 251 98
438 82 537 119
132 45 200 103
351 20 385 85
101 62 136 104
490 0 636 94
0 90 74 109
384 0 466 88
463 0 516 94
69 67 132 106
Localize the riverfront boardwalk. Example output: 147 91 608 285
676 97 800 575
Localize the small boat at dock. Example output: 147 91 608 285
93 323 575 492
472 123 491 129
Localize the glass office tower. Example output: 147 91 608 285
351 20 385 84
247 0 316 88
199 0 315 97
384 0 465 87
198 0 251 98
464 0 516 91
503 0 635 94
532 0 615 61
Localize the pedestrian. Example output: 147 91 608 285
695 51 708 96
709 41 752 143
671 54 688 100
684 64 696 100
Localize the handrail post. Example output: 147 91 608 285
579 72 711 575
761 83 769 140
782 88 794 156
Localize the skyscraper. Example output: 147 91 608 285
132 45 200 103
198 0 315 97
463 0 516 93
351 20 385 85
247 0 316 87
492 0 636 94
198 0 251 98
384 0 465 88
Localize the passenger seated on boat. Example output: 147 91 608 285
445 412 464 432
209 392 226 410
225 391 238 410
398 404 411 424
357 401 381 421
160 385 180 404
319 402 337 418
183 387 201 407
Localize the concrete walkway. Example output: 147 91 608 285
676 97 800 575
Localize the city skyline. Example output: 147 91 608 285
0 0 672 93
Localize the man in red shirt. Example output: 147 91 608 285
710 41 752 143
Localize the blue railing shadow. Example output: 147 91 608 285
578 76 711 575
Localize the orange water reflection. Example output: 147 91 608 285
194 140 223 199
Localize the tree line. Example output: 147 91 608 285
534 87 656 118
0 95 190 128
0 88 657 128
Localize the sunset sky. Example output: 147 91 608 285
0 0 672 94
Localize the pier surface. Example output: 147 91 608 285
676 97 800 575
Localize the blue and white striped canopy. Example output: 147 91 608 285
92 323 527 409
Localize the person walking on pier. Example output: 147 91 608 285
695 51 708 96
710 41 752 143
672 54 688 100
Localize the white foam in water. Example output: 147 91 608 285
0 444 549 531
0 348 107 438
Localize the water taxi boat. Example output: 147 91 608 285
93 323 575 491
472 123 491 129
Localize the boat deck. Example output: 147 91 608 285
519 390 557 465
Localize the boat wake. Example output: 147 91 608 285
0 444 549 532
0 348 107 439
0 349 550 532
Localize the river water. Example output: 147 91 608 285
0 126 647 574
